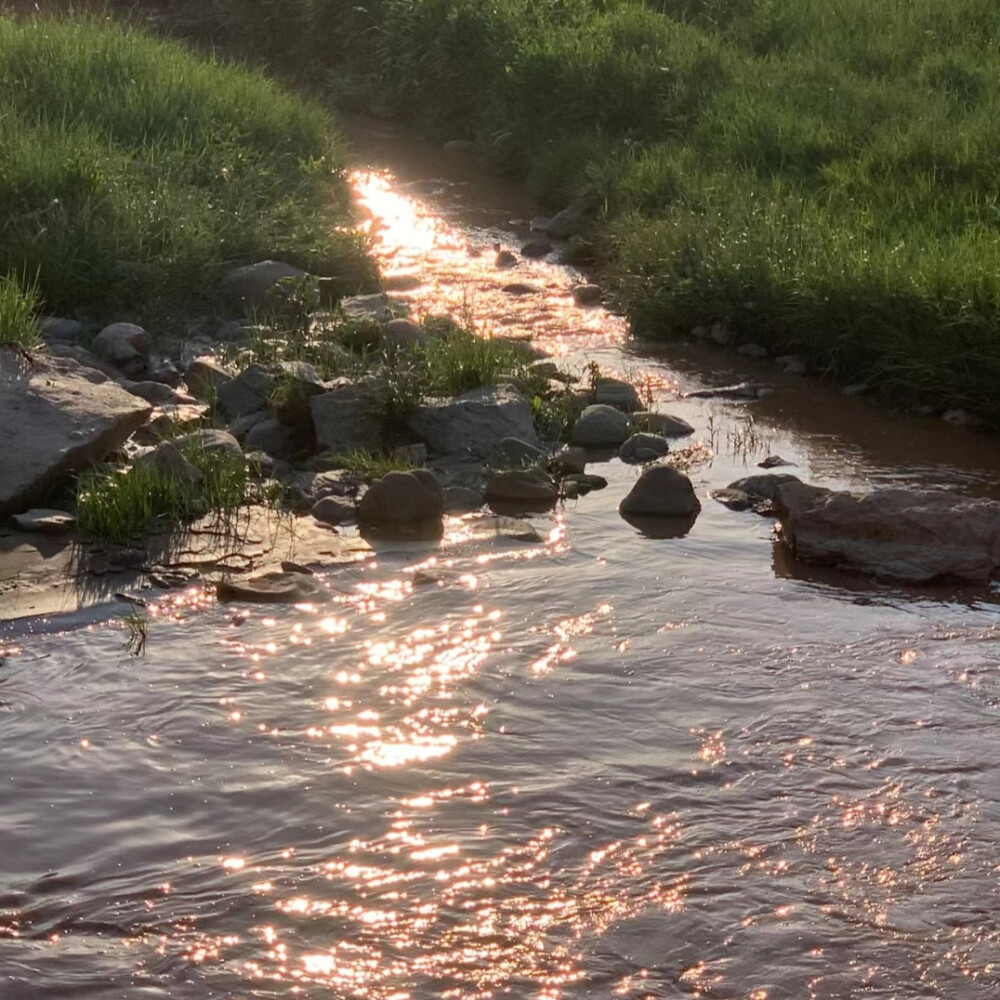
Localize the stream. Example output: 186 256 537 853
6 120 1000 999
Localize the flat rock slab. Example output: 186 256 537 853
11 509 76 534
409 385 538 455
0 349 152 516
216 570 326 604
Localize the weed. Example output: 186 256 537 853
0 272 39 351
311 448 418 481
121 606 149 657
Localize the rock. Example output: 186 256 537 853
443 486 484 512
310 380 382 453
384 273 422 292
684 382 769 400
216 320 253 343
311 495 356 526
776 482 1000 583
227 411 270 442
571 284 601 306
0 349 152 516
571 404 630 447
173 428 243 460
122 380 179 405
221 260 305 310
491 436 545 468
549 445 587 476
758 455 795 469
339 293 406 325
382 318 433 349
775 355 807 376
728 473 800 502
44 342 123 380
37 316 83 343
11 508 76 534
710 487 755 512
244 418 297 460
620 465 701 517
185 357 233 401
502 282 542 296
359 469 444 525
147 361 183 387
691 325 710 341
619 433 671 464
563 473 608 494
391 442 428 466
134 440 204 486
216 570 325 604
309 469 362 500
631 411 694 437
485 468 559 503
521 239 553 259
594 377 644 412
543 198 594 239
92 322 149 375
737 343 769 358
409 385 538 455
217 364 276 419
709 322 732 346
943 408 982 427
529 216 551 233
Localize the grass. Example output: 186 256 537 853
76 441 279 544
0 14 375 324
0 272 39 351
157 0 1000 421
309 447 419 481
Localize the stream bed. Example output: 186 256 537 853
5 123 1000 999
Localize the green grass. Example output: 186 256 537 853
0 15 375 324
76 442 278 544
0 272 39 350
309 447 419 481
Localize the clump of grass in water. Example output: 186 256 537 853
0 273 39 352
121 607 148 657
310 448 418 482
420 330 529 396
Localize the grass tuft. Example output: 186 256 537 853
0 273 39 351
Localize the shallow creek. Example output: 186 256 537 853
7 123 1000 999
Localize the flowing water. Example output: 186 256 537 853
7 123 1000 1000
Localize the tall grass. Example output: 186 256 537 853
0 15 375 322
0 273 39 350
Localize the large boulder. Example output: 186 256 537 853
619 465 701 517
776 482 1000 583
409 385 538 455
309 380 382 453
358 470 444 525
0 349 151 515
594 377 643 412
571 404 630 447
221 260 305 310
243 418 298 460
91 322 149 375
185 357 233 401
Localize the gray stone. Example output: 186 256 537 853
311 495 356 526
619 433 671 464
758 455 795 469
309 469 361 500
221 260 305 310
44 342 122 380
571 284 601 306
594 377 644 412
244 418 297 460
92 322 149 375
491 436 545 468
529 216 551 233
218 364 276 419
122 380 180 405
359 469 444 525
571 405 630 447
520 239 553 259
543 199 593 239
710 487 755 512
173 428 243 460
134 440 204 486
0 349 151 516
842 383 870 397
549 445 587 475
393 442 428 466
776 482 1000 583
485 468 559 503
37 317 83 343
228 411 270 442
443 486 484 513
382 318 433 349
563 473 608 494
737 343 769 358
383 273 423 292
631 411 694 437
409 385 538 455
775 355 807 376
728 473 800 502
185 356 234 401
619 465 701 517
310 380 382 453
339 293 406 325
11 508 76 534
684 382 769 400
502 282 542 296
943 408 982 427
216 570 325 604
216 320 253 343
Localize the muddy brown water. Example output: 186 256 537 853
5 121 1000 999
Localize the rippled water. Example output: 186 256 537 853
6 124 1000 1000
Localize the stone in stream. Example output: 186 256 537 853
775 481 1000 584
216 570 326 604
220 260 305 310
12 509 76 534
684 382 770 400
562 473 608 494
311 495 356 526
631 411 695 438
409 385 538 456
491 436 546 468
728 473 800 502
485 468 559 504
758 455 796 469
520 239 553 259
91 322 149 376
358 470 444 526
571 283 601 306
594 377 644 413
443 486 484 513
549 445 587 476
619 433 671 464
570 404 630 447
217 364 276 419
619 465 701 518
709 487 756 512
775 355 807 376
309 380 382 453
0 349 152 516
502 282 543 296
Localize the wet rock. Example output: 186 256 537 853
491 436 545 468
221 260 305 310
0 349 152 516
382 318 433 349
563 472 607 494
495 246 519 269
409 385 538 455
594 377 644 412
728 473 800 502
619 465 701 518
216 570 325 604
310 380 381 453
571 404 630 447
92 322 149 375
543 198 594 239
134 440 204 485
173 428 243 460
502 281 543 296
37 316 83 343
218 364 276 419
758 455 795 469
244 418 297 460
359 469 444 525
619 433 671 464
571 284 601 306
631 411 695 437
549 445 587 476
122 380 179 405
485 468 559 503
383 273 422 292
12 508 76 534
339 292 407 324
311 495 356 526
710 487 755 512
520 239 553 259
737 343 769 358
775 355 807 376
443 486 484 512
775 482 1000 583
684 382 769 400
